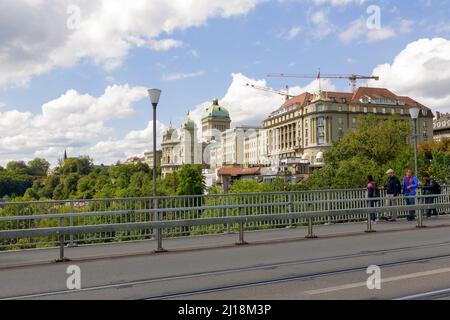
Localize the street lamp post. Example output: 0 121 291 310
148 89 166 252
410 107 425 228
410 107 420 179
148 89 161 196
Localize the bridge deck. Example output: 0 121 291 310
1 215 450 269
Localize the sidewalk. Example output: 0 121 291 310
1 215 450 269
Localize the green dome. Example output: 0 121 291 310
165 127 176 135
203 99 230 119
183 117 196 129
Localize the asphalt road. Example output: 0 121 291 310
2 218 450 300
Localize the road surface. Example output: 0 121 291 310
2 217 450 300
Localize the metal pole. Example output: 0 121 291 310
152 102 166 253
153 103 157 197
306 217 317 239
69 202 75 247
236 221 248 245
413 118 418 179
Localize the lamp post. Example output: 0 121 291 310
410 107 420 178
410 107 425 228
148 88 166 252
148 89 161 196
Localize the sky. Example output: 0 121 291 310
0 0 450 167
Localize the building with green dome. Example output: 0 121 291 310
202 99 231 141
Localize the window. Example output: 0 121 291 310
317 104 324 112
352 117 357 131
305 120 309 146
338 117 344 125
382 108 386 114
352 106 357 112
317 117 325 145
364 107 368 113
338 105 343 112
373 107 377 114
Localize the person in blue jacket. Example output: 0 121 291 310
402 169 419 221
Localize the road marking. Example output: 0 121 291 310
395 288 450 300
306 267 450 295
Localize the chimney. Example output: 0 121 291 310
436 111 441 119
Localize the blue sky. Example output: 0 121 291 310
0 0 450 166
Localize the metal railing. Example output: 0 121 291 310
0 187 449 257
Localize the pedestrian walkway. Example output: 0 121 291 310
1 215 450 269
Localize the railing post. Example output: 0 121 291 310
306 216 317 239
326 190 332 225
226 194 232 234
236 207 248 245
365 212 376 233
287 192 294 229
154 198 166 253
68 202 75 247
55 216 70 262
417 195 427 229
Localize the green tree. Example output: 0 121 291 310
28 158 50 176
177 165 205 195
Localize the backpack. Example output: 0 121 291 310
374 184 381 199
433 180 442 195
395 179 402 195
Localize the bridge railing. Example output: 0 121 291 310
0 187 449 252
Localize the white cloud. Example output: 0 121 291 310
89 121 167 165
0 0 262 88
368 38 450 113
310 10 333 39
277 25 302 40
190 73 336 128
162 70 205 81
313 0 366 6
0 84 147 166
367 27 396 42
339 17 396 43
399 19 414 34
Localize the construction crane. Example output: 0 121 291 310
244 83 295 100
267 73 380 93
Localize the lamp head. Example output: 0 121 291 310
410 107 420 120
148 88 162 106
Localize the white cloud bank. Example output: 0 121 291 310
0 0 262 88
0 85 148 166
369 38 450 113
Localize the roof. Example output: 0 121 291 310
218 167 261 177
268 87 432 119
183 117 196 129
203 99 230 119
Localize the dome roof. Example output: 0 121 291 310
203 99 230 119
165 127 176 135
183 117 196 129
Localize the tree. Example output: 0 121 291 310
177 165 205 195
6 161 29 175
303 115 415 190
28 158 50 176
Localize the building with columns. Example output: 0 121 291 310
434 112 450 141
263 87 434 172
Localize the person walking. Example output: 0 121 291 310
422 174 441 218
402 169 419 221
383 169 402 222
367 175 379 224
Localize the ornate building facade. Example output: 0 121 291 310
434 112 450 141
263 87 434 172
